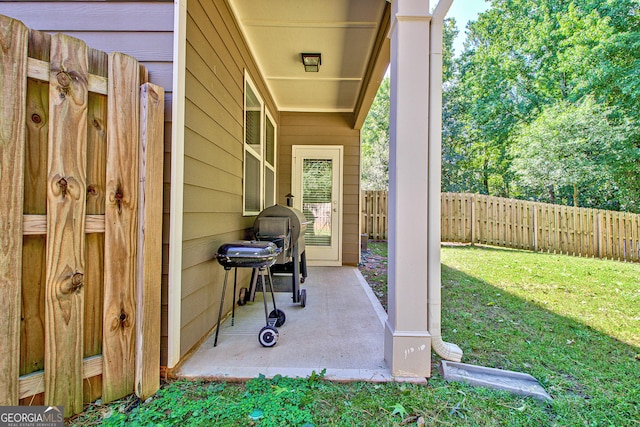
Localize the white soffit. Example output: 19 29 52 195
228 0 387 113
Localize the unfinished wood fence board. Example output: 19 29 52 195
605 211 611 258
102 51 140 404
19 26 50 407
632 214 639 261
84 46 108 404
0 14 28 407
44 33 89 417
576 208 583 255
135 82 165 400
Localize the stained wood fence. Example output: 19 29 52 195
362 191 640 262
0 15 164 417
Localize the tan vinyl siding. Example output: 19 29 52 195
180 0 278 357
279 112 361 266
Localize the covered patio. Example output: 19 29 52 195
177 267 427 383
171 0 463 380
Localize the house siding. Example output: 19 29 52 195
180 0 279 357
279 112 362 267
1 0 176 365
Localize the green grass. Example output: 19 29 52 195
440 244 639 426
69 244 639 426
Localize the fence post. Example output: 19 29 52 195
595 212 601 258
532 204 538 251
0 15 28 406
360 192 364 235
470 194 475 245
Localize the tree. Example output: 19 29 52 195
509 97 636 209
443 0 640 210
362 18 458 191
361 77 390 190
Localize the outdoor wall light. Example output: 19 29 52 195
301 53 321 72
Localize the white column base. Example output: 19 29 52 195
384 320 432 378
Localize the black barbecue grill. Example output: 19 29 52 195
214 241 285 347
253 197 309 306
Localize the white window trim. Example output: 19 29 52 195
264 108 277 208
243 71 264 215
243 71 277 215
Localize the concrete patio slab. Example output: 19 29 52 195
439 360 552 401
177 267 425 383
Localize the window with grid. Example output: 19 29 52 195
243 73 276 215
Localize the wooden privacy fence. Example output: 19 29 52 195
361 191 640 262
361 190 388 240
0 15 164 417
442 193 640 262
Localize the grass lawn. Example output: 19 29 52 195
69 244 639 426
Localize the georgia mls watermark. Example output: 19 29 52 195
0 406 63 427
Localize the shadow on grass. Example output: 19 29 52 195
439 248 639 425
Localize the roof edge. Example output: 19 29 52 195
352 2 391 130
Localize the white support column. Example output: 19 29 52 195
384 0 433 378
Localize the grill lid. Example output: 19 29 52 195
216 240 281 268
254 204 308 245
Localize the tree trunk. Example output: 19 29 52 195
482 159 489 194
548 185 556 204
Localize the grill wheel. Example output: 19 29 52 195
258 326 279 347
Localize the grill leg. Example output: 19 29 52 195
291 245 301 303
260 268 270 327
214 267 230 347
248 268 258 302
231 268 238 326
300 250 307 280
266 267 277 311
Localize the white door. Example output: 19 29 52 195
292 146 343 266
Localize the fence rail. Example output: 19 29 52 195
0 15 164 416
362 191 640 263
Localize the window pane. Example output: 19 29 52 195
265 117 275 166
265 167 275 208
245 84 261 151
302 159 332 246
245 152 261 212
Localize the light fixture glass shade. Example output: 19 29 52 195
301 53 321 72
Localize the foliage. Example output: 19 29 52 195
442 0 640 211
302 159 332 202
509 96 637 208
361 18 458 191
361 77 390 190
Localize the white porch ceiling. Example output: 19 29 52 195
228 0 388 113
